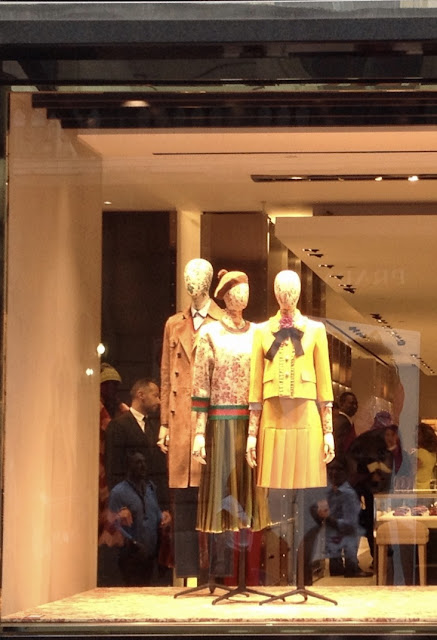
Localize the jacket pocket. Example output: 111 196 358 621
301 370 316 383
263 370 275 384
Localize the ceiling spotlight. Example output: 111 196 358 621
121 99 150 108
375 176 383 182
303 248 319 252
339 283 355 294
290 176 304 180
319 264 334 268
408 175 419 182
329 274 344 280
104 200 112 205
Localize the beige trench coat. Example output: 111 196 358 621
160 301 223 488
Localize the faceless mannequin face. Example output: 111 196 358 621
223 282 249 312
184 259 213 299
274 270 301 313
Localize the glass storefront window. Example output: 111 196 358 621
1 87 437 636
1 3 437 636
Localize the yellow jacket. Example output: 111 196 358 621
249 310 333 404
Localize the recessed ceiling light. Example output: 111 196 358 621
104 201 112 205
375 176 383 182
290 176 304 180
408 175 419 182
122 100 150 108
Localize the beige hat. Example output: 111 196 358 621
100 362 122 383
214 268 249 300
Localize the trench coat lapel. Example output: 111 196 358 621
178 299 224 359
208 299 224 321
177 307 194 361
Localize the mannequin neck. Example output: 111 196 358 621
191 292 210 311
223 307 245 329
280 306 297 318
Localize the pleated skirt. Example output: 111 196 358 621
196 418 270 533
257 397 327 489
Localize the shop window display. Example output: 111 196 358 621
2 92 437 634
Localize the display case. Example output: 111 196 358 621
375 491 437 524
374 491 437 586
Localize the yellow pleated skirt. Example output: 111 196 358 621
257 397 327 489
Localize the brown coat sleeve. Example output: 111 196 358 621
160 318 171 426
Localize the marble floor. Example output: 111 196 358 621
2 585 437 634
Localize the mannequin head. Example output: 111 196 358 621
274 270 301 313
224 282 249 312
184 259 213 302
214 269 249 317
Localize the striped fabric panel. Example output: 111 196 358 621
192 396 210 412
209 405 249 420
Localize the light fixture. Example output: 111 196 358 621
121 99 150 108
97 343 106 356
85 368 94 376
252 173 436 183
338 283 355 293
104 200 112 205
318 264 334 268
329 274 344 280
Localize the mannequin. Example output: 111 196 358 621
190 269 271 603
192 269 267 532
247 269 334 484
159 258 223 577
246 270 335 605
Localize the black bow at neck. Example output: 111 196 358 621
265 327 304 361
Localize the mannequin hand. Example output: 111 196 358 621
246 435 257 468
157 425 169 454
323 432 335 464
192 434 206 464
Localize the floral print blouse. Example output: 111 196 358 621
192 319 255 420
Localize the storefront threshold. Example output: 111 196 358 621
1 586 436 636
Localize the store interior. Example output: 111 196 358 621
2 91 437 626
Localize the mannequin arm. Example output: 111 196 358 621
320 403 335 463
192 412 207 464
157 425 169 454
246 408 261 468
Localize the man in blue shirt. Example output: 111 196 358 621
109 451 169 586
325 460 371 578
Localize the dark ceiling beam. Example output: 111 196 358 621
1 2 437 47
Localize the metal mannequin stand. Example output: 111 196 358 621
212 528 274 604
260 490 338 606
174 545 233 598
174 578 232 598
